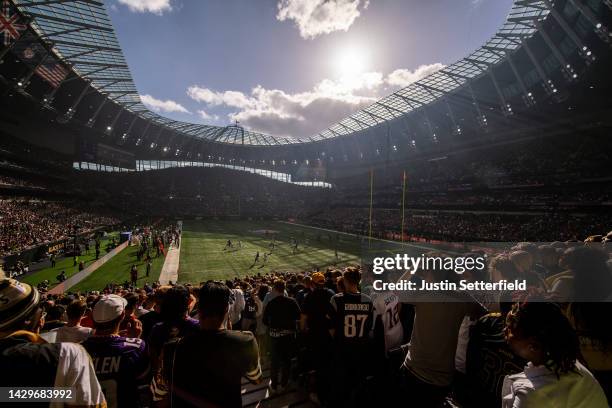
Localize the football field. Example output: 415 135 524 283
178 220 363 282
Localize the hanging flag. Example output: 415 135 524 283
13 28 68 88
35 58 68 88
0 0 26 47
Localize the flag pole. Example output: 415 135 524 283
401 171 406 242
368 168 374 248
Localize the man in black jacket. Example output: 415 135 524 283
263 279 300 393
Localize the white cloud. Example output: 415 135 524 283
186 62 444 138
197 110 220 122
386 63 446 87
117 0 172 15
276 0 369 39
141 94 190 113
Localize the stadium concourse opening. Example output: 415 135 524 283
0 0 611 407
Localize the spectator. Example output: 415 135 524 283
400 259 486 406
42 304 66 331
263 279 301 393
139 286 166 341
300 272 335 404
82 294 149 408
0 278 106 407
119 292 142 338
51 299 93 343
152 281 262 407
502 302 608 407
241 286 260 333
147 285 199 376
226 280 245 328
465 300 525 407
329 267 374 407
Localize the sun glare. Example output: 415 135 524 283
333 46 369 79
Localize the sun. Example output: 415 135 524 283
333 46 370 79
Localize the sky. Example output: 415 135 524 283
108 0 513 139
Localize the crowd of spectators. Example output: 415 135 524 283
73 167 331 219
1 232 610 407
305 208 612 242
0 200 121 257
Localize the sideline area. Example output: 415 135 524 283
158 244 180 285
159 221 182 285
48 241 128 294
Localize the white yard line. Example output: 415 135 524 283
49 241 129 294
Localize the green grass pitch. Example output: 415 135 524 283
178 220 362 283
69 243 166 292
22 221 365 292
21 232 119 290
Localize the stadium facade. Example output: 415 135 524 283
0 0 610 185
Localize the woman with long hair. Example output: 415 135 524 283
502 302 608 407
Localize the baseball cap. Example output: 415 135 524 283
93 294 127 323
0 278 40 330
311 272 325 285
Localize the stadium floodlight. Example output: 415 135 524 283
593 22 611 43
522 92 536 107
502 103 514 117
477 114 488 129
543 79 558 97
562 64 578 82
57 108 75 124
41 95 54 109
579 45 596 64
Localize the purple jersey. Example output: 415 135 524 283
82 336 148 408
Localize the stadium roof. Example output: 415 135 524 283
15 0 551 146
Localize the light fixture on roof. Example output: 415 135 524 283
543 79 558 98
522 92 536 107
392 145 398 151
42 95 53 109
502 103 513 117
477 114 488 128
57 108 75 124
593 22 610 43
162 146 168 152
150 142 157 149
579 46 596 64
562 64 578 82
